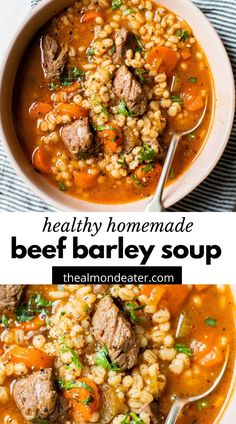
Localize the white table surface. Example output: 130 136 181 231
0 0 31 67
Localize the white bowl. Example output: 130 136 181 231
0 0 235 211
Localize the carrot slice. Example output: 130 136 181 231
64 378 100 421
32 146 51 174
54 103 88 119
146 46 179 76
140 285 189 316
181 85 205 112
81 11 103 23
134 163 162 185
3 346 54 369
29 102 53 119
61 82 80 94
181 48 192 60
97 123 123 154
74 171 98 189
16 315 46 332
140 285 167 307
198 346 224 367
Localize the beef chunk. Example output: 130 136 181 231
92 296 139 370
40 34 68 81
0 285 24 313
61 117 93 155
123 127 142 153
93 285 109 295
113 65 147 116
13 369 62 422
113 27 138 65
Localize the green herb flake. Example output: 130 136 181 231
123 8 136 15
134 68 148 83
130 412 145 424
117 100 134 117
169 168 175 180
138 145 157 164
60 337 84 369
120 416 130 424
49 82 58 91
16 294 52 323
60 311 66 317
134 35 144 53
117 157 128 169
132 174 143 188
111 45 116 54
196 399 209 411
83 395 94 406
112 0 123 10
205 317 217 327
125 302 146 323
171 95 183 104
188 76 198 83
57 181 67 191
176 29 189 42
95 345 120 371
141 163 154 173
0 315 9 327
100 104 110 117
87 47 95 61
175 343 193 356
61 67 85 87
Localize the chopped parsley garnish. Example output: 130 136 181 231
141 163 154 173
61 67 85 86
57 181 67 191
117 157 128 168
138 145 157 163
112 0 123 10
60 336 84 369
175 343 193 356
87 47 95 61
205 317 217 327
171 95 183 104
16 294 52 323
111 45 116 54
121 412 145 424
134 35 144 53
83 395 94 406
196 399 209 411
125 302 146 323
123 8 136 15
134 68 148 83
132 174 143 188
49 82 58 91
0 315 9 327
97 125 116 132
95 345 120 370
188 76 198 83
117 100 134 117
169 168 175 180
176 29 189 42
100 104 110 116
58 379 94 392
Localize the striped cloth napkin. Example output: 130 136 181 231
0 0 235 211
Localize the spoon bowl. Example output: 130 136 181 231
145 97 208 212
164 345 230 424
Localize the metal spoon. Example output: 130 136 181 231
145 97 208 212
164 345 230 424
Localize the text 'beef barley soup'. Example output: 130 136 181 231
0 284 234 424
13 0 213 204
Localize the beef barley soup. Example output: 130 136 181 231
13 0 213 204
0 284 234 424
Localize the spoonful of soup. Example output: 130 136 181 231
145 96 208 212
164 344 230 424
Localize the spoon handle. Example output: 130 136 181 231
164 398 187 424
145 133 181 212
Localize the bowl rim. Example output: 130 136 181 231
0 0 235 211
